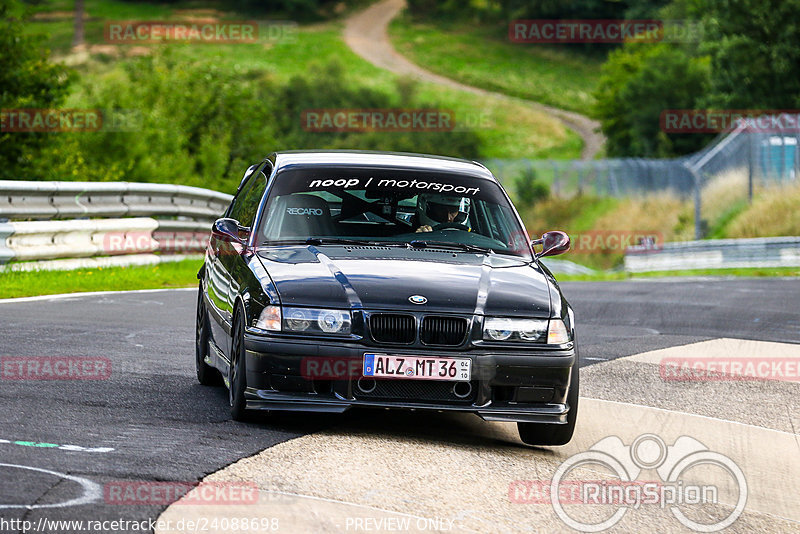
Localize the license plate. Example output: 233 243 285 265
363 354 471 382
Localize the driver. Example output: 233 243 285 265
414 194 471 233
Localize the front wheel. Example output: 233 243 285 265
229 308 248 421
195 285 221 386
518 364 579 446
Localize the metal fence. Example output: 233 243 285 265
485 158 696 197
484 114 800 239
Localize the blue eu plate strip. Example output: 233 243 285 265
363 353 375 376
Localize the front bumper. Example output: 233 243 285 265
243 334 576 424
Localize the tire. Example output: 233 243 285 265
518 363 579 446
229 307 248 421
195 285 221 386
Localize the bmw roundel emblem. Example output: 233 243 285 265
409 295 427 305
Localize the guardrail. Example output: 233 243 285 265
0 217 211 271
0 222 14 264
0 180 232 221
625 237 800 272
540 258 597 276
0 181 230 271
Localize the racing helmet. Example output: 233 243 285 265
416 193 471 227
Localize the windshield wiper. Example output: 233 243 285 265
260 237 492 252
305 237 412 247
408 240 494 254
259 237 409 248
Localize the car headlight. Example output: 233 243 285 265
283 307 351 335
483 317 548 342
483 317 572 344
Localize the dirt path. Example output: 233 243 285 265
343 0 605 160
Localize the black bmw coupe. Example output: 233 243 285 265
196 151 578 445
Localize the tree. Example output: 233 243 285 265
593 43 711 157
0 0 73 179
700 0 800 109
72 0 85 48
514 167 550 207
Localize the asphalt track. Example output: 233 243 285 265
0 279 798 533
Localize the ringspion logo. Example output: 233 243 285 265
513 434 747 532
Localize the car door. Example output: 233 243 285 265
217 166 269 356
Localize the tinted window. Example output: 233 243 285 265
229 171 268 228
258 168 531 258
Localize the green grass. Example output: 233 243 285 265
708 199 749 239
1 251 795 300
22 0 190 51
60 23 582 160
558 266 800 282
143 25 581 159
389 16 602 114
20 0 583 160
0 258 201 298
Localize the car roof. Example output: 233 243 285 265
268 150 496 181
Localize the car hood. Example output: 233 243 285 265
256 246 551 317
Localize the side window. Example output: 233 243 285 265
229 171 268 228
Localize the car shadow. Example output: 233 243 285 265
201 384 558 454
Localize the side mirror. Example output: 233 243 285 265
212 218 248 246
533 230 570 257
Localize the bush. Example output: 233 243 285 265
230 0 363 20
271 61 482 159
593 43 711 157
46 51 276 189
514 167 549 207
405 0 670 28
0 0 73 179
30 53 482 190
700 0 800 110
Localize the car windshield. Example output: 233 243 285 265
258 168 532 259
